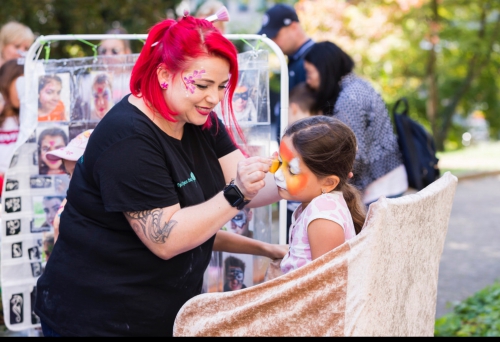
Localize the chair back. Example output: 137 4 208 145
173 172 458 336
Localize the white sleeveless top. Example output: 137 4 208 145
281 191 356 274
0 116 19 174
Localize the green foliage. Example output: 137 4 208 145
435 281 500 336
298 0 500 151
368 0 500 150
0 0 183 59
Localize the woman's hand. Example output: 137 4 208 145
234 156 273 200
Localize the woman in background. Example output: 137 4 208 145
0 59 24 196
0 21 35 67
98 27 132 57
304 41 407 206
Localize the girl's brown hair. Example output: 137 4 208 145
284 116 366 234
0 59 24 126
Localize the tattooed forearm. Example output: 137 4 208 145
125 209 177 244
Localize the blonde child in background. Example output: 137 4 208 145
270 116 366 274
45 129 93 243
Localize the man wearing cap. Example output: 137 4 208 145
258 3 314 93
258 4 313 243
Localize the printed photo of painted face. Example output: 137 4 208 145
38 75 67 122
231 83 258 123
42 196 64 228
38 127 68 175
232 85 249 113
227 208 253 238
90 73 114 120
223 255 247 292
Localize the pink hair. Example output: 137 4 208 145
130 16 245 147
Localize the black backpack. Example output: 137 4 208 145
392 97 440 190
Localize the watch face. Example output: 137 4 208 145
224 185 243 207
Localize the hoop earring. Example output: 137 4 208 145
160 82 168 90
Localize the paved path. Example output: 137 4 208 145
435 173 500 318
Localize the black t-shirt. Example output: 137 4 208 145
34 95 237 336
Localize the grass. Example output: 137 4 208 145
437 141 500 178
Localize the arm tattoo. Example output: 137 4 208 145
125 209 176 244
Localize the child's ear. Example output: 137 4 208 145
322 175 340 192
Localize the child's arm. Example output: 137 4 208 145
213 230 288 260
308 219 345 260
53 198 67 244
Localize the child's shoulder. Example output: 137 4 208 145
306 192 346 213
312 191 344 203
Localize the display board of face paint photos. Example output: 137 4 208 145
0 53 139 332
215 49 270 126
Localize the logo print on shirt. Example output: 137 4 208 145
177 172 197 188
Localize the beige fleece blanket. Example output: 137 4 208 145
173 172 457 336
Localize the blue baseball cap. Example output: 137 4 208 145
257 4 299 39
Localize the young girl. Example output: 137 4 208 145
270 116 366 274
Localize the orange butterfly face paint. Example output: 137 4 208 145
273 139 309 196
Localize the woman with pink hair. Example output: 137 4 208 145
35 13 285 337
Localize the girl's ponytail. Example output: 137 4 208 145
341 183 366 235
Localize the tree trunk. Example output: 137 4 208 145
435 7 500 150
426 0 440 148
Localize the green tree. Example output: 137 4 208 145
0 0 182 58
297 0 500 150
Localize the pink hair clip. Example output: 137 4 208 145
205 6 229 23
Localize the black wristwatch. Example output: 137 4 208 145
223 179 251 210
